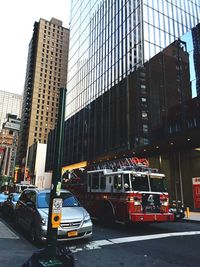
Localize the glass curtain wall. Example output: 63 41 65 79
143 0 200 62
67 0 200 119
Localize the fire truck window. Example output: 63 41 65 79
114 175 122 190
150 177 167 192
92 173 99 189
124 174 130 190
100 174 106 190
88 175 91 188
131 175 149 191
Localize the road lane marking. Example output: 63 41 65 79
69 231 200 253
0 221 19 239
110 231 200 244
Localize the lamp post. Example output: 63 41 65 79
33 87 67 267
46 87 66 258
22 88 74 267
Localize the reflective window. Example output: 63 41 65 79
67 0 200 119
131 175 149 191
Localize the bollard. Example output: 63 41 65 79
186 207 190 218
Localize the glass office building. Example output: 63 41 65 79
67 0 200 119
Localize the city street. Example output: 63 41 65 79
1 213 200 267
72 220 200 267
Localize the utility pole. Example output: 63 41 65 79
41 87 66 266
22 88 72 266
47 87 66 254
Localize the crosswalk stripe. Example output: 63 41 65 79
69 231 200 253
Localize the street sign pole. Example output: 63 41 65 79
46 87 66 259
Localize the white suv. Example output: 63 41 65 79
15 188 93 243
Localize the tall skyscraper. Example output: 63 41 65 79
16 17 69 174
0 90 22 130
66 0 200 119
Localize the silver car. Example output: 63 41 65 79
15 188 92 243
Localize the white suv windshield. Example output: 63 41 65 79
37 192 80 208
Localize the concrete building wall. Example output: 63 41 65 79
17 17 70 180
27 18 69 147
34 143 52 188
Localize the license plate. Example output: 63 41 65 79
67 231 78 237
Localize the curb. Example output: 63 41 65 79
182 219 200 224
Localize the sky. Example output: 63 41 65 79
0 0 71 95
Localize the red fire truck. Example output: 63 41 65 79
64 157 174 224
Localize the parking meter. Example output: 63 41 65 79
51 198 63 228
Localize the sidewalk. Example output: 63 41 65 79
183 211 200 223
0 217 35 267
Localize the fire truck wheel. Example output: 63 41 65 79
99 201 114 225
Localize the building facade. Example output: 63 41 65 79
47 39 194 165
16 17 69 179
0 114 20 179
46 1 200 210
66 0 200 119
0 90 22 130
46 32 200 210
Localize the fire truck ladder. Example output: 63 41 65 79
90 157 157 172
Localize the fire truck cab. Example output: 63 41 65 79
87 169 166 194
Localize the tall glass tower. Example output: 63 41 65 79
67 0 200 119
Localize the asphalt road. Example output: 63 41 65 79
1 213 200 267
70 220 200 267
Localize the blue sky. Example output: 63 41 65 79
0 0 71 95
181 30 197 98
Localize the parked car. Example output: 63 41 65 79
15 188 93 243
169 200 185 220
0 193 8 211
2 193 21 219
